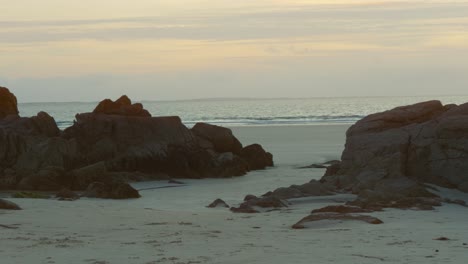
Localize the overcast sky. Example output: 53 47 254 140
1 0 468 102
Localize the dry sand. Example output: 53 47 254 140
1 125 468 264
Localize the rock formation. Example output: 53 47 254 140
323 100 468 195
0 87 19 119
0 87 274 198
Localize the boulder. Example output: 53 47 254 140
192 123 243 154
93 95 151 117
240 144 274 170
56 188 80 201
207 198 229 208
0 87 19 119
83 181 140 199
0 198 21 210
336 100 468 193
0 89 274 193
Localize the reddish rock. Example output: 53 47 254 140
240 144 274 170
0 87 19 119
93 95 151 117
192 123 243 154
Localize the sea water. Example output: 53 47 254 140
18 95 468 130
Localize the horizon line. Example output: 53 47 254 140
16 93 468 104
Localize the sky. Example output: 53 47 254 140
1 0 468 102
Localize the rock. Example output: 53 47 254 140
17 166 65 191
192 123 243 154
311 205 374 214
71 162 110 190
268 187 303 199
300 160 340 169
0 89 274 192
292 213 383 229
207 198 229 208
240 144 274 170
83 181 140 199
0 198 21 210
337 100 468 193
56 188 79 201
230 204 259 213
0 168 17 189
110 182 141 199
83 182 108 198
324 162 341 176
0 87 19 119
244 194 258 201
93 95 151 117
299 164 327 169
230 196 287 213
295 180 334 196
434 237 450 241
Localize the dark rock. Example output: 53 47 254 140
337 100 468 193
250 196 288 208
192 123 243 154
299 164 327 169
0 87 19 119
71 162 110 190
83 181 140 199
311 205 374 214
240 144 274 170
324 163 341 176
207 198 229 208
243 194 258 201
230 204 259 213
0 89 273 193
434 237 450 241
93 95 151 117
17 166 65 191
0 198 21 210
268 187 303 199
295 180 334 196
292 213 383 229
110 182 141 199
56 188 79 201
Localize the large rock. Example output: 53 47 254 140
83 181 140 199
93 95 151 117
240 144 274 170
192 123 243 154
0 87 19 119
332 100 468 193
0 198 21 210
0 88 274 194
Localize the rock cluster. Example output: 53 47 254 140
0 87 274 198
226 100 468 227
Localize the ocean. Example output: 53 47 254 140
18 95 468 130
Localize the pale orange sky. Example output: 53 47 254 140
1 0 468 101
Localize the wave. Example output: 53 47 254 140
54 115 363 129
183 115 364 126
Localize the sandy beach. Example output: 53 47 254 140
2 125 468 264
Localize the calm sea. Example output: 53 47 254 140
18 96 468 130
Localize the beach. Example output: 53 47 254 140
1 124 468 264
